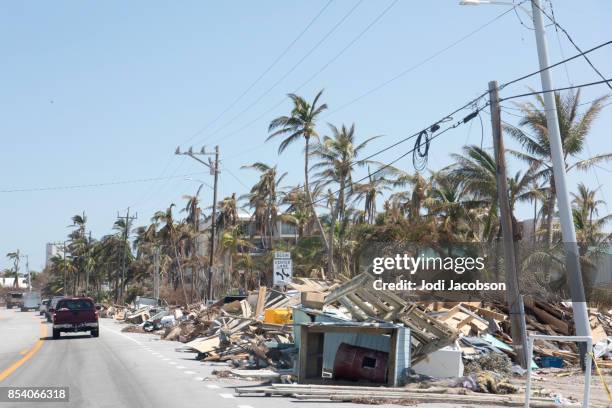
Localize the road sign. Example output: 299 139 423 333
273 252 292 286
274 251 291 259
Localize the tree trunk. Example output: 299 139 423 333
545 178 556 247
328 195 336 279
303 137 331 266
173 241 190 306
337 177 346 277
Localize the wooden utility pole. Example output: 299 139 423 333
153 246 160 300
175 145 220 302
117 208 137 303
208 146 220 301
489 80 528 368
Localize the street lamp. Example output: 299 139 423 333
460 0 592 361
459 0 531 16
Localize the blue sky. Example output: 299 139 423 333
1 1 611 271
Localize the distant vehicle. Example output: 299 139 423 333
5 292 24 309
21 292 41 312
40 299 50 315
52 297 99 339
46 296 64 322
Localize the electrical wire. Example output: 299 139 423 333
547 0 572 87
222 165 249 190
531 0 612 90
193 0 365 145
500 78 612 102
0 171 212 194
499 39 612 90
183 0 334 146
204 0 399 147
132 2 335 205
206 1 518 154
324 3 521 117
310 113 480 207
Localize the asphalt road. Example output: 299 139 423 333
0 307 495 408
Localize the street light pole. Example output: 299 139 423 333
459 0 592 362
530 0 591 349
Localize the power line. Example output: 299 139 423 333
324 3 520 117
500 78 612 102
311 113 479 207
194 0 365 145
131 2 335 205
531 0 612 90
183 0 334 145
547 0 572 86
205 0 399 147
499 39 612 90
215 3 517 157
222 165 249 190
0 171 210 194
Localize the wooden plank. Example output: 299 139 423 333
254 287 266 320
462 303 507 322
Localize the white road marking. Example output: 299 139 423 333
205 384 220 389
238 405 254 408
102 327 142 345
184 370 196 375
194 377 205 381
162 358 171 361
176 365 186 369
169 362 178 365
219 393 234 399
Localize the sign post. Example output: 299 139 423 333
273 251 292 287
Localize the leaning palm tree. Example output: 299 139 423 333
6 250 21 288
504 90 611 245
267 90 330 267
311 123 379 275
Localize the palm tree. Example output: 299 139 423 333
504 90 611 245
449 145 500 242
6 250 20 288
182 186 204 301
267 90 330 267
220 226 253 291
311 123 379 275
241 162 287 250
352 167 395 225
572 183 611 254
280 186 312 239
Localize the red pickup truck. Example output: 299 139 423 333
52 297 99 339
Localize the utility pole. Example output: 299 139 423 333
25 255 30 292
85 231 92 296
489 80 528 368
175 145 220 302
153 246 160 300
50 241 68 295
117 208 137 303
530 0 591 361
62 241 67 296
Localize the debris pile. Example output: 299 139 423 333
106 273 612 404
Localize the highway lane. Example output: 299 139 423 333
0 307 479 408
0 307 264 408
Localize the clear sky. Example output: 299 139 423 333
1 1 611 271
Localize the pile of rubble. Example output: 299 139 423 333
106 273 612 399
